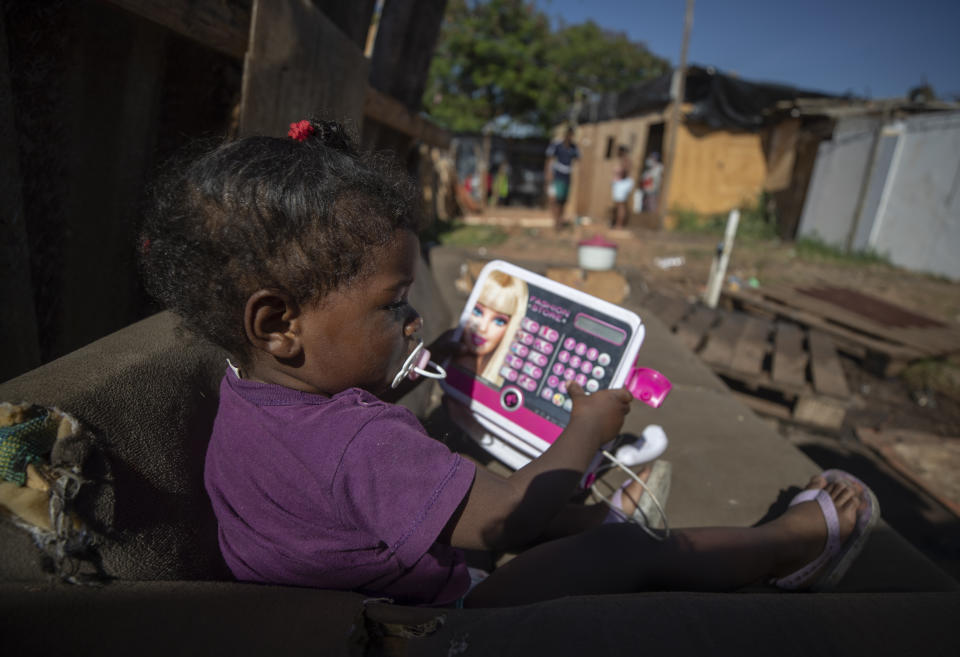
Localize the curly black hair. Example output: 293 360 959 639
139 120 420 359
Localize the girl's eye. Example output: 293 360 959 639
471 306 482 317
384 300 410 317
493 316 507 327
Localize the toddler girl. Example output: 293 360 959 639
139 120 878 608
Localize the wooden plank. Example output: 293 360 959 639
807 330 849 399
771 321 807 390
857 427 960 517
731 390 792 421
890 325 960 356
105 0 250 59
724 287 923 364
729 317 771 375
364 87 450 148
793 395 846 429
674 306 717 351
544 268 628 305
0 6 41 379
369 0 447 111
699 312 746 368
759 284 950 357
312 0 378 50
240 0 368 137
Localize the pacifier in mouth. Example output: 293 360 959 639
391 339 448 389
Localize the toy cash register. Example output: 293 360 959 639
441 260 671 471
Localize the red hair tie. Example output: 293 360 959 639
288 120 315 142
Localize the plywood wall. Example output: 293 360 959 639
665 122 767 216
569 115 663 222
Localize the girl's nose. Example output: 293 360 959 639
403 313 423 337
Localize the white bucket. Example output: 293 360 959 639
577 235 617 271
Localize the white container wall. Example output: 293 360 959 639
798 111 960 281
797 117 882 246
868 112 960 281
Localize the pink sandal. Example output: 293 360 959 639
773 469 880 591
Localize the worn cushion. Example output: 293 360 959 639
0 311 230 580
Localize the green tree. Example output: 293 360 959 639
423 0 669 135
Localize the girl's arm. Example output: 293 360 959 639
440 382 632 552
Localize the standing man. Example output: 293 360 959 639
545 126 580 229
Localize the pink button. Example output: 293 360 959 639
569 356 582 368
517 375 537 392
563 337 576 350
564 368 576 381
529 352 548 367
553 363 565 376
522 318 540 333
522 332 534 345
575 342 587 356
536 340 554 355
547 375 560 388
581 361 593 374
558 381 567 394
545 328 560 342
586 347 599 361
511 343 529 357
500 367 518 382
522 364 542 379
575 373 588 386
541 387 554 400
558 351 570 363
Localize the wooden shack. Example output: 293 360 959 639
1 0 451 382
563 67 828 229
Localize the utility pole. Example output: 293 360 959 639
658 0 694 229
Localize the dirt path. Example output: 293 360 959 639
447 220 960 579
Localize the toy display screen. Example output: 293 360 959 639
447 267 634 430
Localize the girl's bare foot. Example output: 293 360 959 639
766 475 862 581
616 464 653 517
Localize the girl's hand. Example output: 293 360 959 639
566 381 632 448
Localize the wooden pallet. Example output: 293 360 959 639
857 427 960 517
723 284 960 375
641 291 851 428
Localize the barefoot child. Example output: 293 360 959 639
139 120 879 608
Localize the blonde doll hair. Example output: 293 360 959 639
476 271 529 386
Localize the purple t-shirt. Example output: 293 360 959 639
204 370 476 605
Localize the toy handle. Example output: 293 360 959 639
625 367 672 408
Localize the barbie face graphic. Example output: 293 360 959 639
455 270 529 387
465 303 511 356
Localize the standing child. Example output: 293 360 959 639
611 145 635 229
139 119 878 609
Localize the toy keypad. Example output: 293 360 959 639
443 260 648 460
498 306 628 420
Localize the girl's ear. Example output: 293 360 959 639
244 290 303 359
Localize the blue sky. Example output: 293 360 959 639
533 0 960 99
